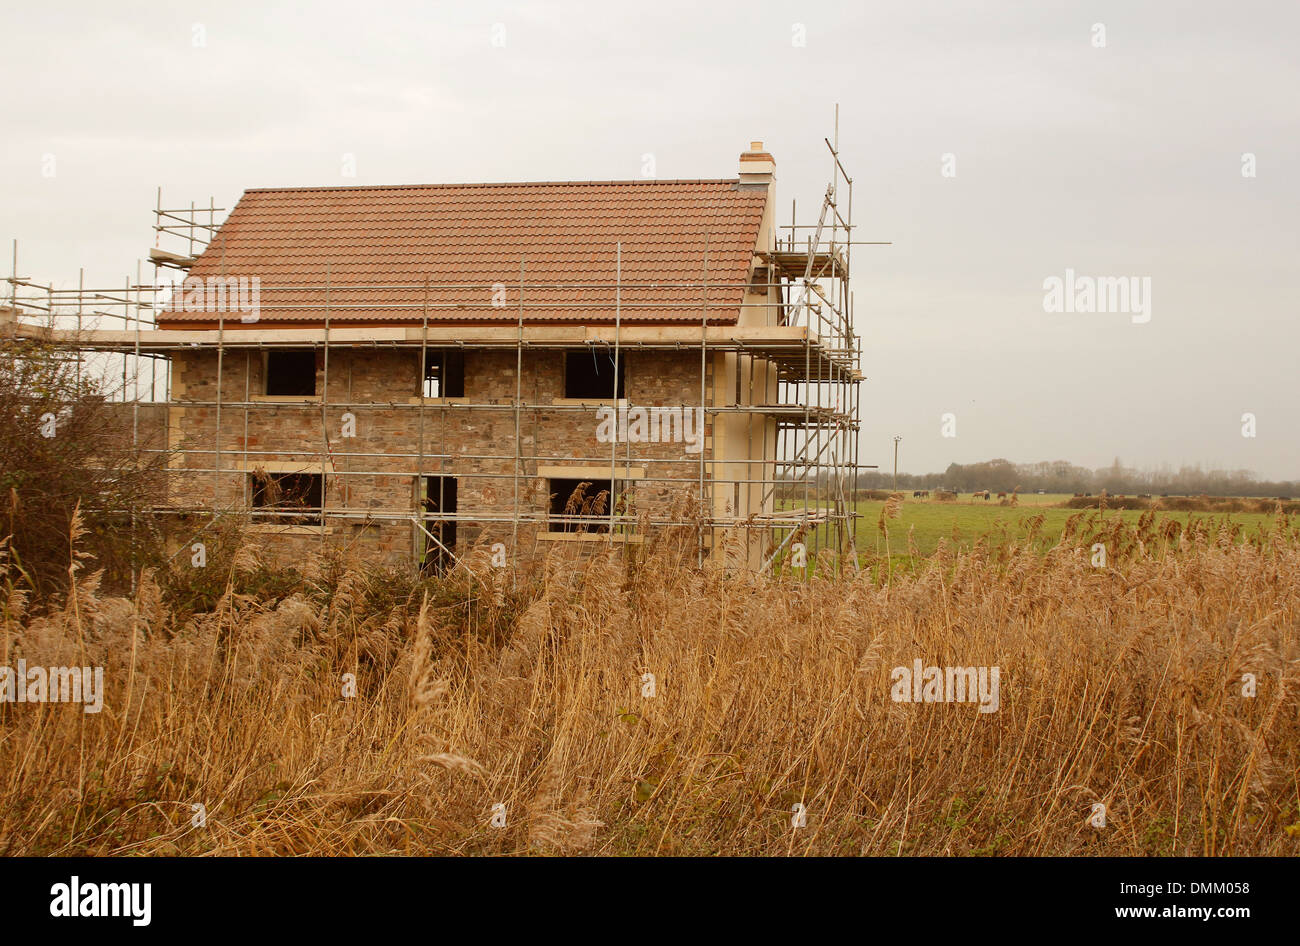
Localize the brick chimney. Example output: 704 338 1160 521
738 140 775 190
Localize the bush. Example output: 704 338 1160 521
0 328 169 598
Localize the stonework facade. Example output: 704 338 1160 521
168 344 722 568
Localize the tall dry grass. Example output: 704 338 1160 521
1 512 1297 856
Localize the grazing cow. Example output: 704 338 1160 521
997 491 1007 500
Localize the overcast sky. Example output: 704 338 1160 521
3 1 1296 478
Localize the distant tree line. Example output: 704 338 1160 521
852 458 1298 497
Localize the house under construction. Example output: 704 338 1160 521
2 136 866 573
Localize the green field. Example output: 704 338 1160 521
786 493 1278 562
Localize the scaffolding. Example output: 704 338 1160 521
3 133 874 576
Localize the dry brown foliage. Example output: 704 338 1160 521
0 330 170 595
1 514 1298 856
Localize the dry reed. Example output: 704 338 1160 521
1 513 1297 856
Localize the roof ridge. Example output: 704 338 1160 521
242 179 743 194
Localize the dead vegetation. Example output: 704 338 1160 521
1 511 1297 856
0 330 170 596
1066 493 1300 514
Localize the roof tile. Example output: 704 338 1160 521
161 179 766 326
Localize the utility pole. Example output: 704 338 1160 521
893 436 902 491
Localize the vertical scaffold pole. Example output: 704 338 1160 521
512 259 524 582
698 235 708 567
610 242 620 543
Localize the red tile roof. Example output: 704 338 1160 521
159 179 768 327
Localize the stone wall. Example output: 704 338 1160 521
166 345 718 569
